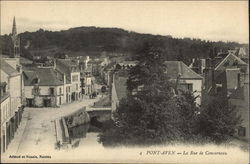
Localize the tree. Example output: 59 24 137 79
173 91 201 141
197 96 242 143
177 49 184 61
99 43 201 146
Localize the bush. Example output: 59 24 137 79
197 96 242 144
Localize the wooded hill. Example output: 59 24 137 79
1 26 248 62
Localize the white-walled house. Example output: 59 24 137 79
111 73 128 112
164 61 203 105
23 68 65 107
55 59 81 101
111 61 203 111
1 59 24 153
0 93 10 153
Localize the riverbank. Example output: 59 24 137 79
1 96 102 158
1 94 248 163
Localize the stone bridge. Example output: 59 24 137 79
86 107 112 122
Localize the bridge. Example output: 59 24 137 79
55 106 112 147
85 106 112 122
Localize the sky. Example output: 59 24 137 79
1 1 249 43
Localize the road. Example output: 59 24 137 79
3 96 102 155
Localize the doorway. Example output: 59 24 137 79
43 99 51 107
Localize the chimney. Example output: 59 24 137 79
53 59 56 70
201 59 206 74
63 74 66 84
204 58 215 91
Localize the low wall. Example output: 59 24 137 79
64 108 90 128
55 118 70 146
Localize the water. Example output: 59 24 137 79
68 123 102 149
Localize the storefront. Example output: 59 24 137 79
1 129 6 153
2 106 24 153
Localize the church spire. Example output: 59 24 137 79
11 16 20 59
12 16 17 35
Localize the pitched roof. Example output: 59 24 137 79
55 59 77 83
215 53 247 71
23 68 64 86
56 60 71 75
0 59 19 76
114 74 128 101
164 61 203 79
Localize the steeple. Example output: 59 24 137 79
12 16 17 36
11 16 20 60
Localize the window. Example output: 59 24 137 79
3 84 6 93
238 126 246 137
50 88 55 95
76 84 78 90
179 83 193 92
32 88 40 95
237 73 241 87
187 84 193 91
72 75 78 82
66 86 71 93
59 88 62 94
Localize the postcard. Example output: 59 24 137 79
0 1 249 163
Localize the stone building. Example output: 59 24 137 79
202 50 249 141
203 51 248 99
1 17 24 153
55 59 81 101
0 59 24 153
23 68 65 107
229 66 249 141
111 72 128 112
164 61 203 105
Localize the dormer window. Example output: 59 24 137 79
16 65 21 72
32 86 40 95
34 77 40 84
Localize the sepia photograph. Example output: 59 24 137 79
0 1 249 163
